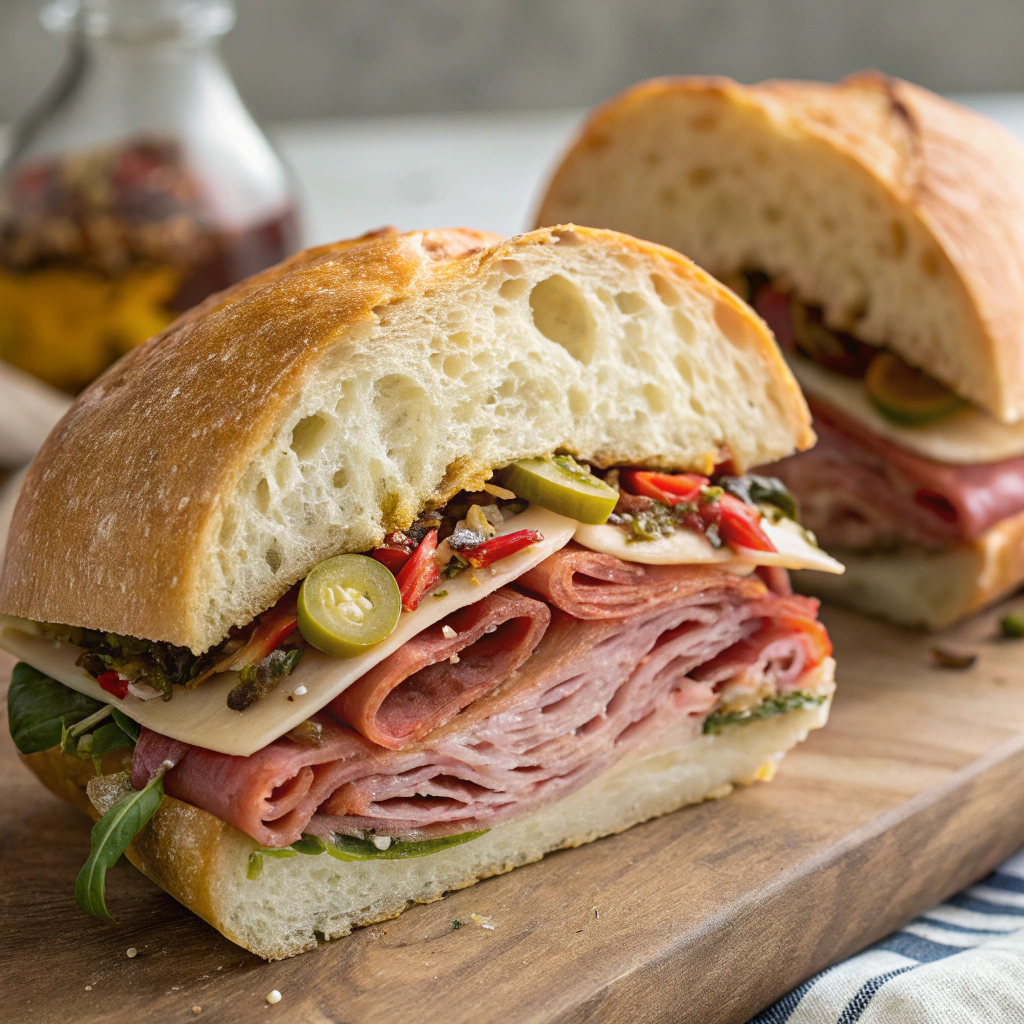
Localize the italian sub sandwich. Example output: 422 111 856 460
2 225 842 959
537 73 1024 628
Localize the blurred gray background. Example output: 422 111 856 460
1 0 1023 123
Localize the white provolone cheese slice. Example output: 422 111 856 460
573 517 845 574
0 505 577 758
792 354 1024 465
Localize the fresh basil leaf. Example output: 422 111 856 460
8 662 106 755
703 691 825 735
90 721 135 773
324 829 489 861
74 773 164 921
110 708 141 742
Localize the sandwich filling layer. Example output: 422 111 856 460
8 466 835 855
748 279 1024 555
128 561 831 847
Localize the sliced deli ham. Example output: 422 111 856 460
131 568 831 847
773 399 1024 549
329 588 550 749
517 542 762 617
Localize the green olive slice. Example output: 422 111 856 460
864 351 965 426
496 455 618 524
297 554 401 658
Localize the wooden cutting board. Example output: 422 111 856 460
4 598 1024 1024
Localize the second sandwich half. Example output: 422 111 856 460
1 225 842 958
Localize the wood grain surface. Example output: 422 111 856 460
4 597 1024 1024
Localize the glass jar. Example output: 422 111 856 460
0 0 300 393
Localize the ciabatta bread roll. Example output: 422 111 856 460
537 75 1024 628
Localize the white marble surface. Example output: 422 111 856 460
273 95 1024 248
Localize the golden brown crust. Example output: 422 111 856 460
951 507 1024 620
0 225 810 649
536 73 1024 423
0 228 496 648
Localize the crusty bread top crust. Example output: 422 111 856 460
0 225 810 652
536 73 1024 424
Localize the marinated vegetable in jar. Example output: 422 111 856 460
0 0 299 393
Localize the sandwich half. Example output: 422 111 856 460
2 225 841 959
537 73 1024 628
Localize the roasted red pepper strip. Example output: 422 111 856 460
700 493 776 553
395 529 441 611
97 671 128 700
227 590 299 672
619 470 708 506
191 589 300 686
464 529 542 568
372 546 411 573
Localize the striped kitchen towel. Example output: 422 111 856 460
751 847 1024 1023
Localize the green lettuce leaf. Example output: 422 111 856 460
7 662 106 754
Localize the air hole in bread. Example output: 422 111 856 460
643 383 668 414
264 542 282 573
499 277 528 301
713 301 760 352
621 320 644 353
689 395 706 415
443 353 471 379
289 413 328 460
650 273 682 307
674 354 695 386
473 349 494 368
454 400 476 424
614 292 645 315
552 227 584 246
672 310 696 345
372 377 433 470
688 167 714 187
529 275 597 364
255 477 271 514
332 467 348 489
449 331 473 350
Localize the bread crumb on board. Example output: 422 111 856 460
266 990 282 1005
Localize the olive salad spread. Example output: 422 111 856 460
35 456 803 714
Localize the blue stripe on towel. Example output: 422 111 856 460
872 930 963 962
747 971 833 1024
749 851 1024 1022
981 871 1024 894
943 893 1024 916
835 966 917 1024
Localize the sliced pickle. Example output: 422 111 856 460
496 455 618 524
864 351 965 425
324 829 489 860
297 554 401 658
